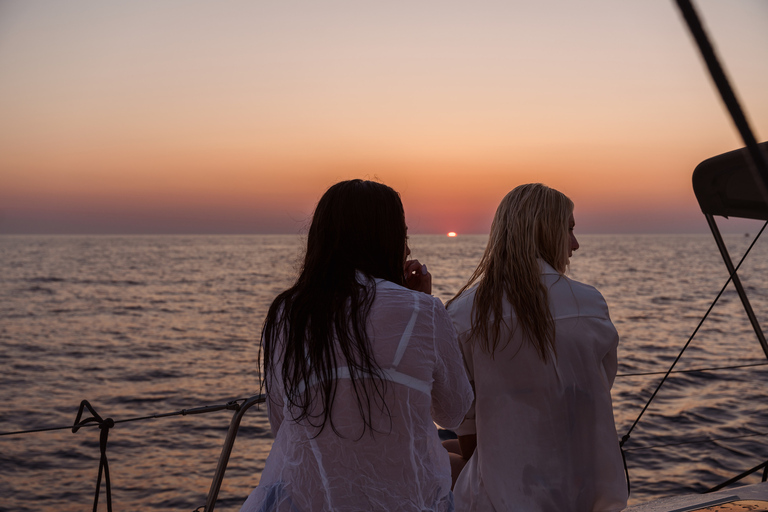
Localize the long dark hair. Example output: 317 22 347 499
261 179 407 436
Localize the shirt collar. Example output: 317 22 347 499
538 258 561 275
356 270 404 291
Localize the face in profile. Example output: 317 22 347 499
568 213 579 260
404 228 411 263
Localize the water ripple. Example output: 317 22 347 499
1 233 766 509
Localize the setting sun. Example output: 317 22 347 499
447 232 457 237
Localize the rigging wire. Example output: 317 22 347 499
707 460 768 493
620 219 766 445
617 1 768 494
675 0 768 201
621 0 768 445
618 218 767 494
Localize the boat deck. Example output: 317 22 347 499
625 481 768 511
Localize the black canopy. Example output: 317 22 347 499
692 141 768 221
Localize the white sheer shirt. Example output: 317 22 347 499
241 277 473 512
447 262 628 512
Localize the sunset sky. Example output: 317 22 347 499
1 1 766 234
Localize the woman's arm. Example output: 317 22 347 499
267 396 284 437
263 331 286 436
458 434 477 460
430 304 474 429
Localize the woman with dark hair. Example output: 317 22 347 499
241 180 473 512
446 183 627 511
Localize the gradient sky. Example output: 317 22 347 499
1 1 767 234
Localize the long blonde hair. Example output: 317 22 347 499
448 183 573 361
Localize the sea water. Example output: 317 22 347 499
1 233 767 511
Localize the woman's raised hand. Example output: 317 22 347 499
404 259 432 295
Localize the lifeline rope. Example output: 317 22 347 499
0 398 251 437
617 361 768 378
72 401 114 512
623 430 768 453
0 396 261 512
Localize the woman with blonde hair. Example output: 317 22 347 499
446 183 627 511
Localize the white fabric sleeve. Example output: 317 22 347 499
596 291 619 390
264 332 285 437
454 327 477 436
602 345 618 390
266 395 284 437
430 299 474 430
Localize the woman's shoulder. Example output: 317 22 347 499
374 278 446 309
445 284 479 335
446 284 478 312
548 273 611 318
371 279 455 339
565 274 606 300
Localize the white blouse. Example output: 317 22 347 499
241 277 474 512
447 262 628 512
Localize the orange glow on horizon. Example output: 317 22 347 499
0 1 765 235
447 232 457 237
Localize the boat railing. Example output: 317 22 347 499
201 394 266 512
1 394 267 512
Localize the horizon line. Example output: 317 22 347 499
0 231 757 237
